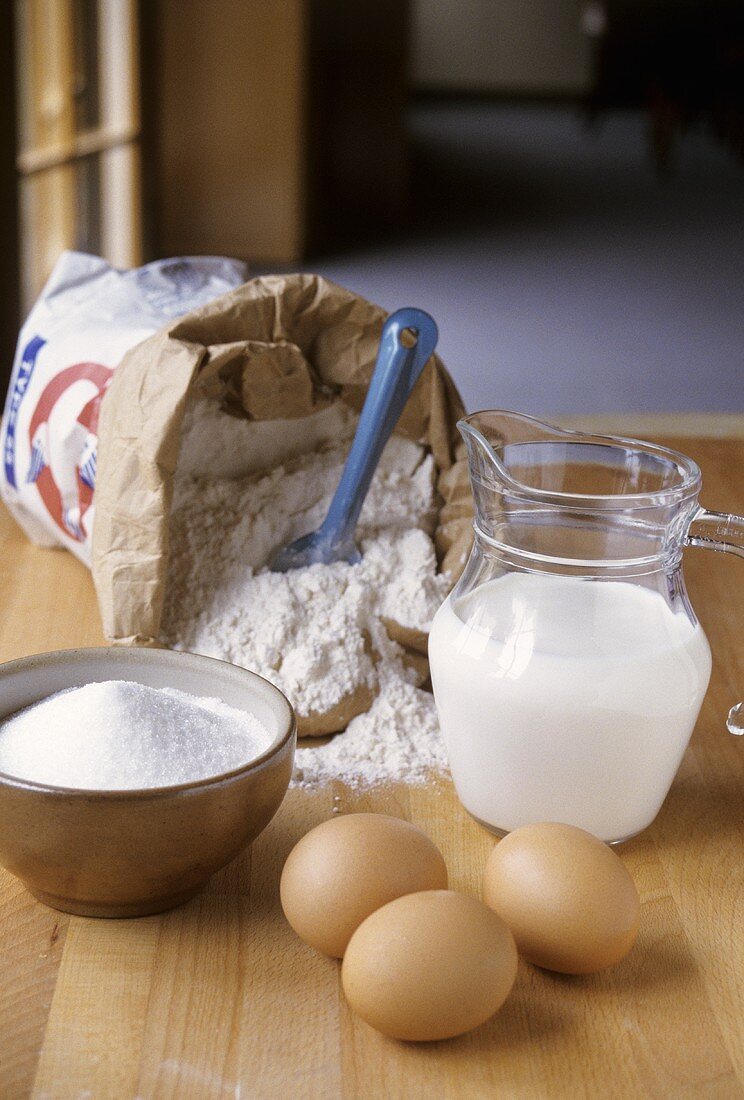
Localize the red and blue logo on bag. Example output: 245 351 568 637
25 361 113 542
3 334 46 491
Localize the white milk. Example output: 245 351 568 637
428 572 712 842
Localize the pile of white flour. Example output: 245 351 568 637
161 398 450 789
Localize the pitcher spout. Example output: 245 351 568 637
456 411 551 543
457 409 579 501
457 418 505 492
457 409 703 506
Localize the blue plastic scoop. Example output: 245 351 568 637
271 307 439 572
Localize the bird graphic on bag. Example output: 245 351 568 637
25 362 113 543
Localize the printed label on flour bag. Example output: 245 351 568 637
0 251 246 564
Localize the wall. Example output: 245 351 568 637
412 0 591 95
150 0 409 264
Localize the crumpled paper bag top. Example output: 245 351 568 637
93 273 473 647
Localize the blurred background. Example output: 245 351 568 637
1 0 742 417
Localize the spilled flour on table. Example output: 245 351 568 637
161 398 451 789
292 665 448 789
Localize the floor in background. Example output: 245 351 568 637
303 103 744 417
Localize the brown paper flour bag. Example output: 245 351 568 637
93 274 473 720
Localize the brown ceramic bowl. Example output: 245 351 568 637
0 647 295 918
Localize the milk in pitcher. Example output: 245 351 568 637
428 572 712 842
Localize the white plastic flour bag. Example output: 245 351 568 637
0 251 246 565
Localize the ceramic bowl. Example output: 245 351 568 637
0 647 296 918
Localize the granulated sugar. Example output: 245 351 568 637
0 681 273 790
161 400 452 789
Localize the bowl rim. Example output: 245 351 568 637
0 646 297 798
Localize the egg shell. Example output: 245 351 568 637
482 822 640 974
280 813 448 957
342 890 518 1042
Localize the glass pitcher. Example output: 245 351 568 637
428 411 744 844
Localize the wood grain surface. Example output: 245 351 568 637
0 434 742 1099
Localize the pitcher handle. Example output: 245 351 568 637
685 506 744 734
686 507 744 559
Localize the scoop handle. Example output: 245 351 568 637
316 308 438 552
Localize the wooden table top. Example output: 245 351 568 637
1 433 742 1100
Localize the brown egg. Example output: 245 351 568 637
482 822 640 974
342 890 518 1041
280 813 448 957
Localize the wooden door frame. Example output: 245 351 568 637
0 2 20 396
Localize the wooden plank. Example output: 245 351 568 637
97 0 140 134
15 0 144 310
134 791 342 1100
0 0 20 401
30 917 160 1099
0 434 742 1097
18 167 76 312
650 440 744 1087
560 413 744 440
16 124 140 175
153 0 306 264
0 876 68 1099
0 532 105 664
98 0 142 269
17 0 78 308
100 142 143 270
342 786 737 1099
